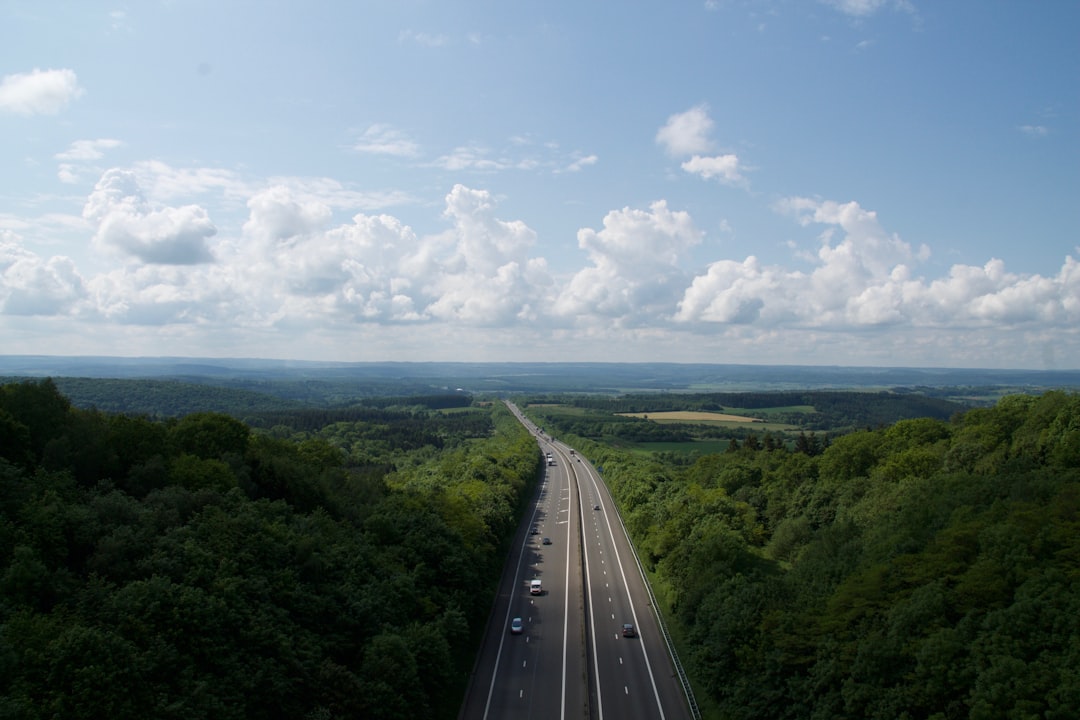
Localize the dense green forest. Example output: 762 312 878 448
536 392 1080 719
6 374 1078 719
0 379 538 719
8 376 476 418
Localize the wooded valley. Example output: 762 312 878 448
2 377 1078 719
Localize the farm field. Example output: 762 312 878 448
618 410 760 422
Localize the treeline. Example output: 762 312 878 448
38 377 475 418
44 377 305 417
574 392 1080 719
563 390 966 431
0 379 539 719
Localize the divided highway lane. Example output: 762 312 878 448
459 413 586 720
461 403 690 720
576 460 691 720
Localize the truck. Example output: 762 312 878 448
530 579 542 595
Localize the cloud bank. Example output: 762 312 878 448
3 159 1077 367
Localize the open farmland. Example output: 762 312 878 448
618 410 761 423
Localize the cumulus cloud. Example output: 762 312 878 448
676 196 1080 334
0 68 84 115
419 185 545 324
242 185 333 245
14 161 1076 366
84 169 217 264
656 105 715 156
658 106 748 185
556 200 702 323
215 183 549 329
0 233 87 315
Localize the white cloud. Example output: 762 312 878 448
0 68 84 115
9 163 1077 366
353 124 421 157
656 105 715 157
1019 124 1048 138
211 183 549 329
421 185 546 325
676 197 1080 335
84 169 218 264
0 233 87 316
556 200 702 322
242 185 333 245
681 154 744 184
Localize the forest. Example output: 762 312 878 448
531 391 1080 719
0 379 538 719
4 374 1079 719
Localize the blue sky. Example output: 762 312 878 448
1 1 1077 369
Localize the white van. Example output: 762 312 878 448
530 579 542 595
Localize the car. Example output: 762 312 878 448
510 617 523 634
622 623 636 638
542 537 551 545
594 504 600 511
530 528 539 535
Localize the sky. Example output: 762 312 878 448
1 1 1078 369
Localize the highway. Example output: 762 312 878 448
458 403 692 720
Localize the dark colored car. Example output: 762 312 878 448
511 617 523 634
542 537 551 545
594 504 600 511
622 623 636 637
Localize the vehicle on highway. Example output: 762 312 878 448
530 579 542 595
594 504 600 511
542 537 551 545
622 623 636 638
510 617 523 634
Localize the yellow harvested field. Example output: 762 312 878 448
618 411 759 423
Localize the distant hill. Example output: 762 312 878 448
3 356 1079 393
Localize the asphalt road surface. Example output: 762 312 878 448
458 404 693 720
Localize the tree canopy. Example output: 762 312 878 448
550 391 1080 719
0 379 539 719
